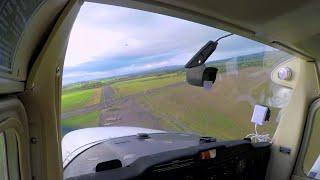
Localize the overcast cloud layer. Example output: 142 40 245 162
63 2 273 85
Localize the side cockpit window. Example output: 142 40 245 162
304 106 320 179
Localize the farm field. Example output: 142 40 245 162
110 73 184 98
61 87 102 113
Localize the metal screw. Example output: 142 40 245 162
30 137 37 144
56 66 61 76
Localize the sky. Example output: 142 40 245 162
63 2 273 85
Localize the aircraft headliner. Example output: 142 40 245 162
91 0 320 61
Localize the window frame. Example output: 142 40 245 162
6 129 21 180
294 98 320 179
0 132 9 180
0 129 21 180
0 98 32 180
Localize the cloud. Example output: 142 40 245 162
63 2 272 84
65 3 225 66
63 60 171 84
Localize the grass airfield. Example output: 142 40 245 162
61 51 290 140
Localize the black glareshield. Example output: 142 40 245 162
185 41 218 68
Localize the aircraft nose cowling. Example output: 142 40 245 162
61 126 165 167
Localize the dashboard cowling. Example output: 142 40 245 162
64 132 270 180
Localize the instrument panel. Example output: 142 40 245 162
64 133 270 180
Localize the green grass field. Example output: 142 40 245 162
110 73 184 98
62 77 118 93
138 83 278 140
61 88 101 112
119 67 279 140
61 110 101 129
139 89 242 139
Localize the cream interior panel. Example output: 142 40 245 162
267 58 320 180
0 97 31 180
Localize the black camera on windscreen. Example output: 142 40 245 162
185 40 218 88
186 65 218 88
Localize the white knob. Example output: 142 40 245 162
278 67 292 80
